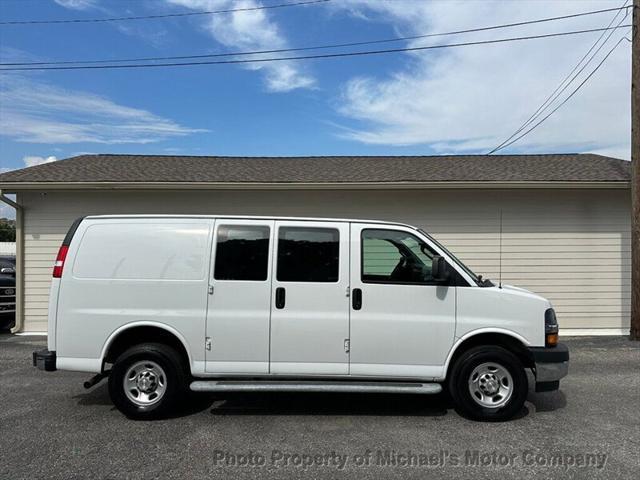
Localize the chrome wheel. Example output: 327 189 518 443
468 362 513 409
123 361 167 406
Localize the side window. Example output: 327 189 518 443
362 229 436 284
214 225 270 281
277 227 339 282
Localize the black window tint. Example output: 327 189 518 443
362 229 436 284
214 225 270 281
277 227 339 282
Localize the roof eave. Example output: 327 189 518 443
0 180 630 192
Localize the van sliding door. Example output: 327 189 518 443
269 221 350 375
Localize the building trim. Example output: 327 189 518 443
0 181 631 192
560 328 628 336
0 190 23 334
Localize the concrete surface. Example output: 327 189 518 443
0 334 638 479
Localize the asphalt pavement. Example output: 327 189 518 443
0 334 638 479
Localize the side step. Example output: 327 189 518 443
190 380 442 395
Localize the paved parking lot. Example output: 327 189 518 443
0 334 638 479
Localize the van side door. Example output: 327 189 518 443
349 224 456 379
205 219 275 374
269 221 350 375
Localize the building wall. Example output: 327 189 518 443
17 188 630 334
0 242 16 255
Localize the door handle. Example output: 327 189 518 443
352 288 362 310
275 287 286 309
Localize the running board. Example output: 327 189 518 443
190 380 442 395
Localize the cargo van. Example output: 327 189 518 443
33 215 568 421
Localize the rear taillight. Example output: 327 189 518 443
52 245 69 278
545 308 559 347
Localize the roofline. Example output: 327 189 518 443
83 214 415 228
20 152 623 159
0 180 630 192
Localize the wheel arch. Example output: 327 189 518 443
444 328 534 379
100 322 193 374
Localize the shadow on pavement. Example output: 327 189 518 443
73 384 113 407
74 384 452 418
72 378 567 420
527 389 567 413
73 384 218 418
207 392 451 417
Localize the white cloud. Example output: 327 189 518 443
114 23 169 48
0 46 41 64
53 0 99 10
332 0 631 157
23 156 58 167
166 0 315 92
0 77 205 144
587 146 631 161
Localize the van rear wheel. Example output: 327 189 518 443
108 343 187 420
448 345 527 421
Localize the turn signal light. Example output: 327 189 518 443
545 308 559 347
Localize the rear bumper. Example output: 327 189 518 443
33 349 56 372
528 343 569 392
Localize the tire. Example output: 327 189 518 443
108 343 187 420
448 345 527 421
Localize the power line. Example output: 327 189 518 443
0 24 631 72
0 0 331 25
488 0 630 154
488 34 629 153
1 5 633 67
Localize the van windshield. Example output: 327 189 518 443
417 229 483 286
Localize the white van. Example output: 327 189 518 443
34 215 568 421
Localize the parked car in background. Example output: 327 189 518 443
0 255 16 330
34 215 569 421
0 255 15 277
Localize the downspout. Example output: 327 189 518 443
0 190 23 333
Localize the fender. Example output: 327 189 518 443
442 327 532 379
100 321 194 370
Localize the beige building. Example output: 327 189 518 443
0 153 631 335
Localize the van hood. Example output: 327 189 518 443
497 284 550 304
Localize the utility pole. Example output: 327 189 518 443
631 0 639 340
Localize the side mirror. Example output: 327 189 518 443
0 267 15 276
431 256 450 283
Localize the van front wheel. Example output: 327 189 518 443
108 343 187 420
448 345 528 421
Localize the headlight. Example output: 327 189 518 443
545 308 559 347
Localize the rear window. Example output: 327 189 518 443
73 223 210 280
214 225 270 281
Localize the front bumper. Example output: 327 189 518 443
33 349 56 372
0 311 15 330
528 343 569 392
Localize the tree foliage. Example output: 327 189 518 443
0 219 16 242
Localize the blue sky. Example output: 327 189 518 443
0 0 632 178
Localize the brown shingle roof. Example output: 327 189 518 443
0 153 630 186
